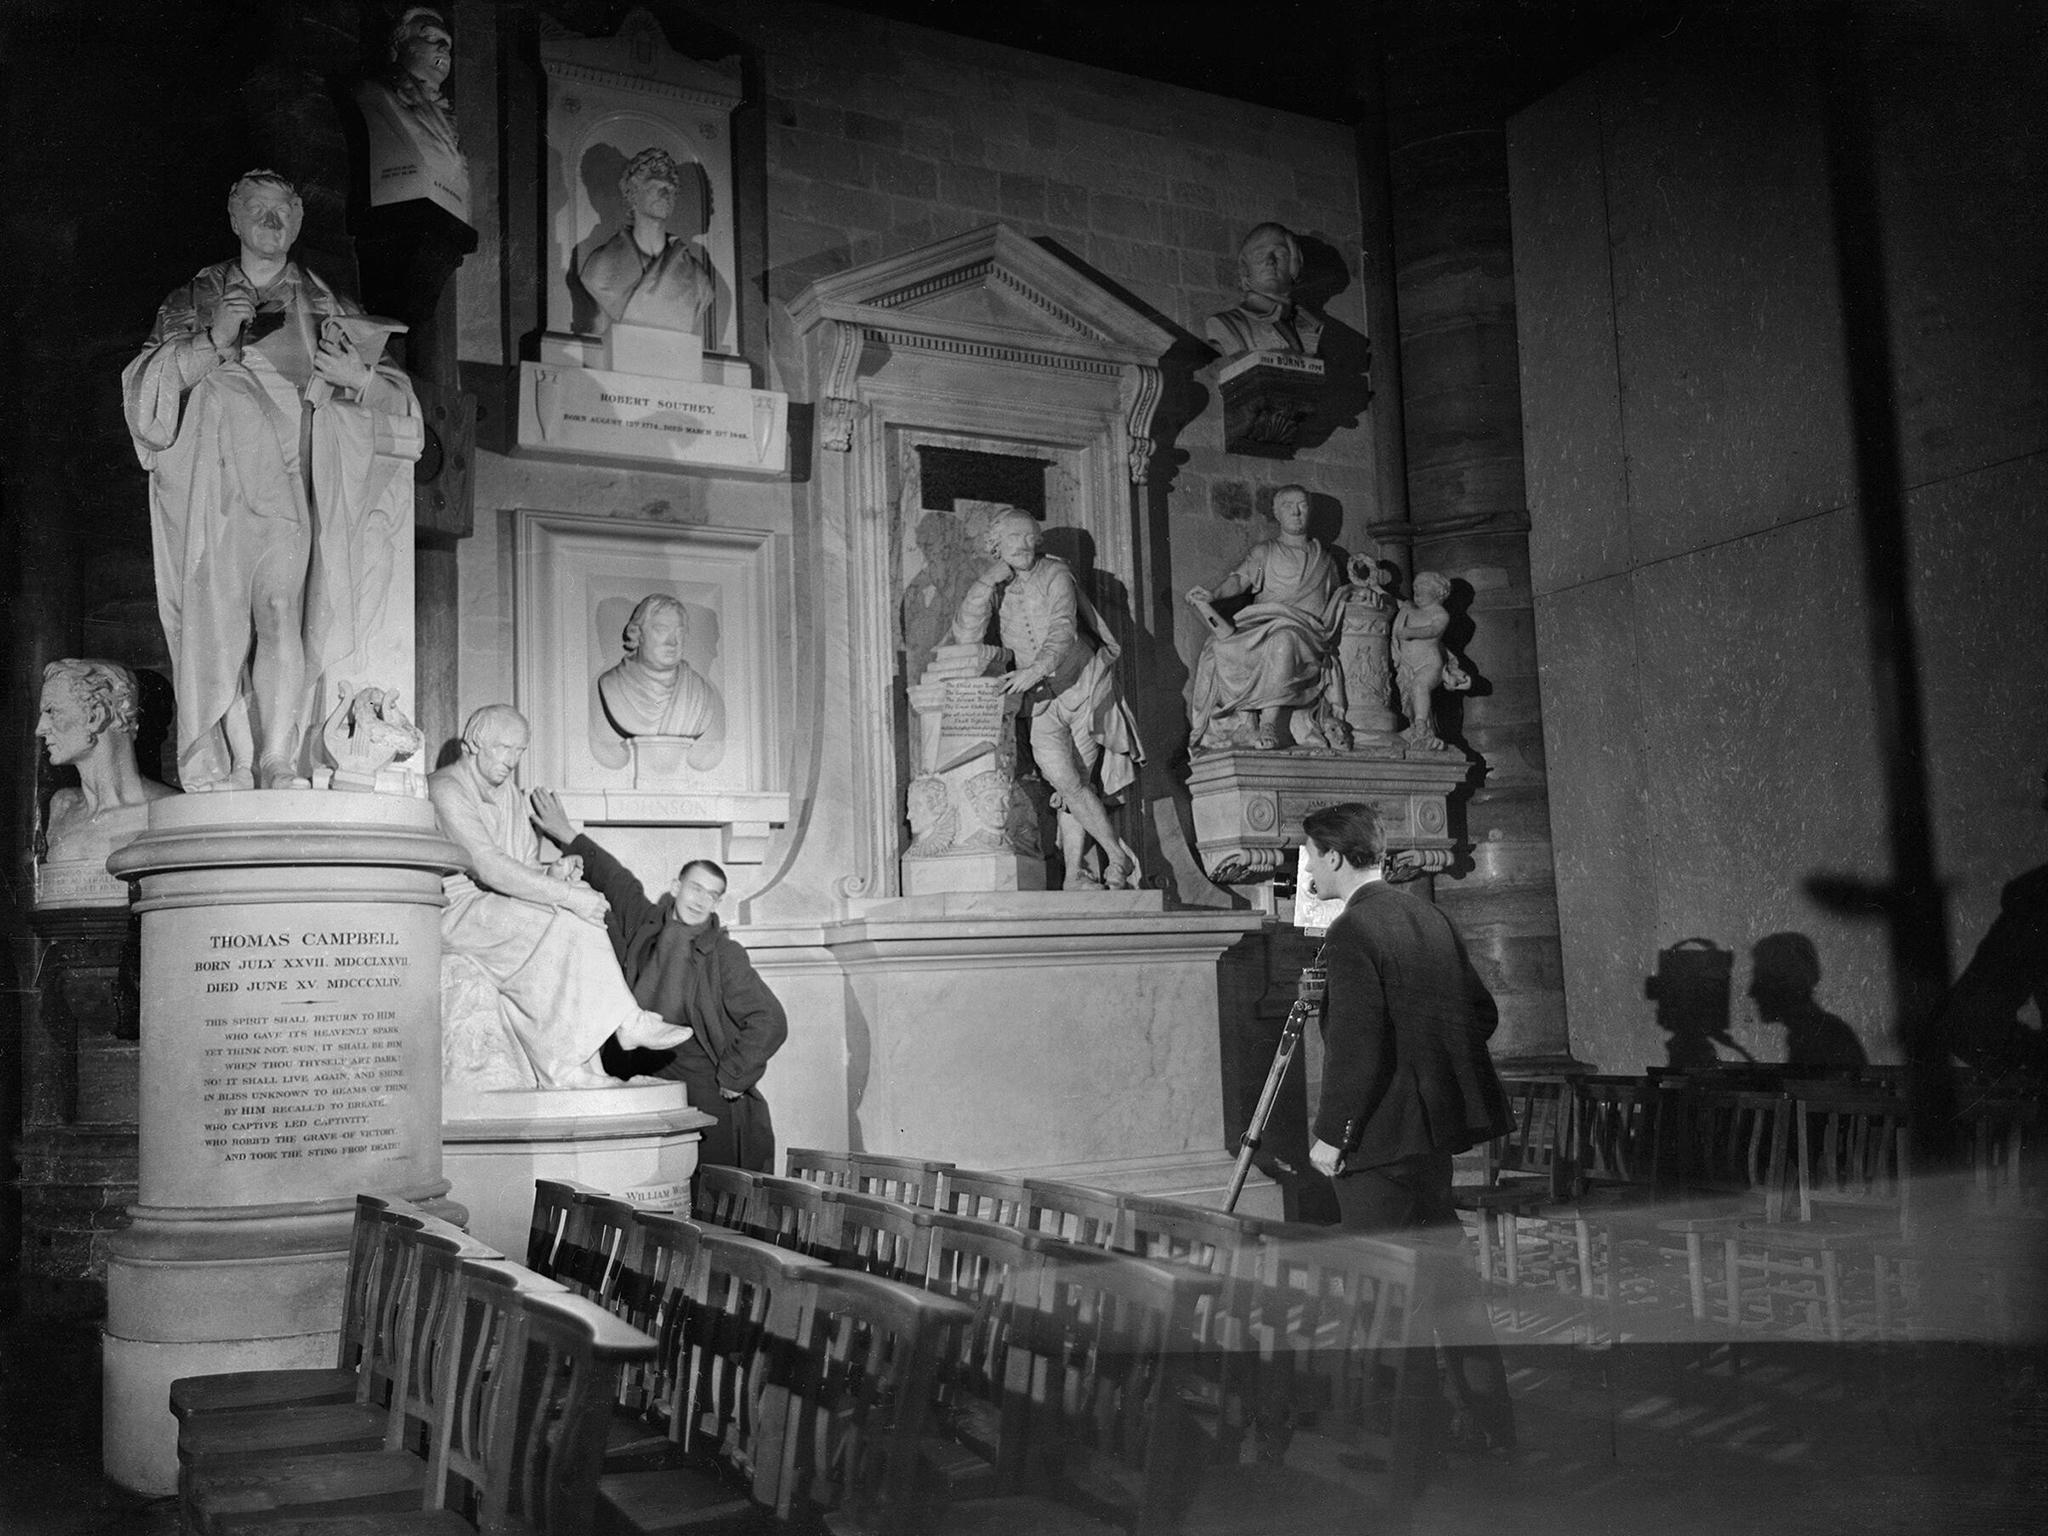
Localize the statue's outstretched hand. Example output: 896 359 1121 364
530 787 578 846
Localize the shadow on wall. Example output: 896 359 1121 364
1643 933 1869 1070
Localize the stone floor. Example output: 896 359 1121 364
5 1281 2044 1536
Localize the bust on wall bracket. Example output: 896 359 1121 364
1206 221 1354 458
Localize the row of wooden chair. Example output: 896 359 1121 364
1456 1073 2045 1345
171 1193 657 1536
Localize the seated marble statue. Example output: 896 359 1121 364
591 593 727 773
1185 485 1352 752
122 170 419 791
578 148 715 336
351 5 470 220
430 704 689 1089
37 660 176 867
1392 571 1471 750
1205 223 1324 359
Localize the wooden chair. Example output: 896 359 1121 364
595 1225 831 1534
915 1212 1043 1501
529 1177 607 1281
1451 1075 1571 1288
940 1236 1222 1536
786 1268 974 1535
785 1146 857 1189
565 1192 643 1305
822 1185 933 1283
183 1235 517 1531
203 1261 659 1536
1022 1177 1128 1249
939 1169 1031 1228
171 1194 429 1426
691 1164 756 1232
845 1152 955 1209
748 1171 838 1256
602 1211 708 1473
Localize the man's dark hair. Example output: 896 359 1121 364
677 857 727 889
1301 802 1384 870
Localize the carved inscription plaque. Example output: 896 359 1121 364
139 901 442 1208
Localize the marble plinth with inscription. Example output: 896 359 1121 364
903 643 1044 894
442 1081 715 1258
101 791 464 1495
517 361 788 476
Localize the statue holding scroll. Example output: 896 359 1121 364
123 170 419 791
36 660 176 871
431 704 691 1089
949 508 1142 891
1185 485 1352 752
1205 223 1324 360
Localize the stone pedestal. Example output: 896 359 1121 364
442 1082 716 1258
825 892 1262 1171
1187 747 1473 885
1217 349 1326 455
101 792 463 1495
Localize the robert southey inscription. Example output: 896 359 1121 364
141 902 441 1208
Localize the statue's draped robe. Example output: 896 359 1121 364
429 764 646 1088
952 555 1141 801
122 260 417 788
579 228 715 335
1188 537 1347 744
593 658 727 772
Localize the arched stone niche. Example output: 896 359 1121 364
786 226 1174 904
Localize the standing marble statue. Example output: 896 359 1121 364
430 704 690 1088
123 170 419 791
949 508 1142 891
1393 572 1472 750
1185 485 1352 752
591 594 727 773
1205 223 1324 359
36 660 176 868
578 148 715 337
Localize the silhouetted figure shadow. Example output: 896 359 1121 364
1938 770 2048 1082
1749 932 1867 1070
1647 937 1751 1068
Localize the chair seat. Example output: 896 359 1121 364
595 1460 763 1536
187 1447 426 1534
214 1513 472 1536
179 1400 391 1467
171 1368 360 1422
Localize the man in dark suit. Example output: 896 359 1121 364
1301 801 1518 1450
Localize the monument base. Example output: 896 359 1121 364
825 894 1262 1169
901 849 1047 895
442 1081 716 1257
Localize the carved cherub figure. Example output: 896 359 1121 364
1392 571 1471 750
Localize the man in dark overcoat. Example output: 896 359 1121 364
532 789 787 1171
1301 800 1518 1451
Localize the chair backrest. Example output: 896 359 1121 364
425 1257 657 1536
788 1268 973 1535
1568 1076 1667 1194
1959 1096 2041 1212
917 1210 1043 1491
380 1227 501 1451
693 1164 757 1232
845 1152 955 1209
785 1147 857 1189
686 1226 832 1515
1670 1087 1792 1219
748 1171 838 1256
1022 1177 1128 1249
1010 1235 1222 1536
565 1192 641 1304
939 1168 1031 1227
339 1195 429 1379
821 1186 932 1283
622 1211 708 1427
527 1178 605 1278
1487 1076 1572 1193
1792 1091 1911 1231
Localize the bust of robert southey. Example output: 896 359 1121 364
36 659 176 875
577 148 715 337
591 593 727 773
1205 222 1324 359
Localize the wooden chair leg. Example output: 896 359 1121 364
1685 1233 1708 1323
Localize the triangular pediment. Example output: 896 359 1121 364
787 224 1173 366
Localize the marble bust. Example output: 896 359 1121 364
37 660 175 869
577 148 715 336
592 593 727 774
1205 223 1324 359
352 6 470 222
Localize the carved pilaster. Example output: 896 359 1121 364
818 319 868 452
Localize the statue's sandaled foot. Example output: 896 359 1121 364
1105 849 1138 890
616 1010 693 1051
1249 728 1284 750
256 755 308 790
1067 870 1107 892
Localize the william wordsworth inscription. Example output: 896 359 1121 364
139 902 442 1208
